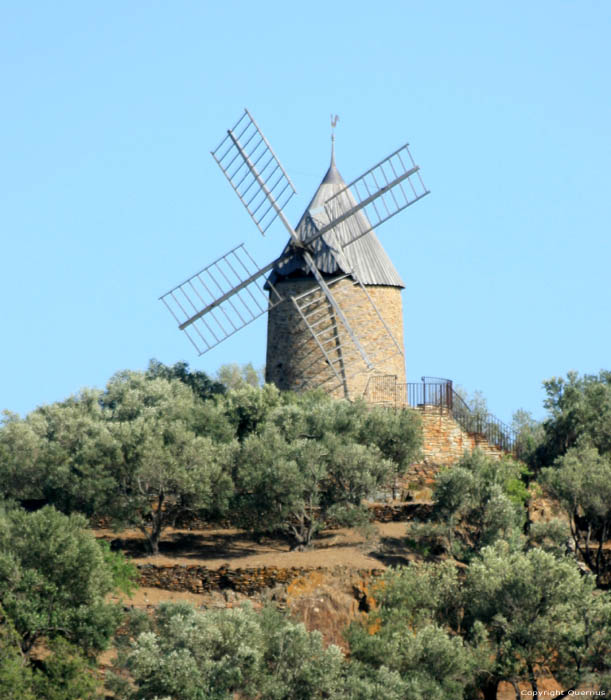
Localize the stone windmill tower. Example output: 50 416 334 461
160 109 428 402
265 137 407 400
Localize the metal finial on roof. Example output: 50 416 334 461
323 115 342 185
266 117 405 290
330 114 339 166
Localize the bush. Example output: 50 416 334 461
0 506 126 656
406 450 527 561
111 602 345 700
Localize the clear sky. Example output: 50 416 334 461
1 1 610 426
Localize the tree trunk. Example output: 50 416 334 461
288 517 307 550
140 526 159 555
148 491 165 555
480 678 499 700
527 661 538 696
584 522 593 570
149 534 160 555
595 522 607 585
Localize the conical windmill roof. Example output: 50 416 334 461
267 152 405 288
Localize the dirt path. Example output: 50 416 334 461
96 521 411 570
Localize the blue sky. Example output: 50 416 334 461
1 1 610 425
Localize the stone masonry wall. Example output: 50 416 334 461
137 563 384 595
265 277 405 400
406 405 507 484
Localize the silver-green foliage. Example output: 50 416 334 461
0 506 126 657
111 602 345 700
91 372 236 553
407 450 527 561
231 396 421 548
542 444 611 583
233 426 394 548
110 601 441 700
0 505 137 699
0 371 237 555
347 546 611 699
0 370 421 553
465 543 610 695
346 561 476 698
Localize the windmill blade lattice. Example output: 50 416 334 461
159 243 282 355
314 144 429 250
211 109 297 236
290 275 405 395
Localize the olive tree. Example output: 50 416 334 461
0 506 129 657
230 394 421 548
101 370 233 442
30 393 119 516
233 426 393 548
108 418 235 553
346 561 478 698
464 544 610 698
98 372 237 553
347 547 611 699
268 394 421 483
406 450 528 561
0 389 122 516
216 382 282 440
542 445 611 584
537 369 611 467
110 602 345 700
0 410 47 502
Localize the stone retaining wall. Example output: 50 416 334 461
418 405 507 463
137 564 384 595
367 502 433 522
405 405 508 484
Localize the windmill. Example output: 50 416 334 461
160 109 429 400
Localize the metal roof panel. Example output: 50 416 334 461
268 158 405 288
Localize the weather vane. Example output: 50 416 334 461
330 114 339 144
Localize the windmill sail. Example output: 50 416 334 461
290 274 405 394
211 109 296 236
159 243 283 355
317 144 429 250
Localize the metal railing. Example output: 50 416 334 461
398 376 454 410
364 375 517 454
448 388 516 453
